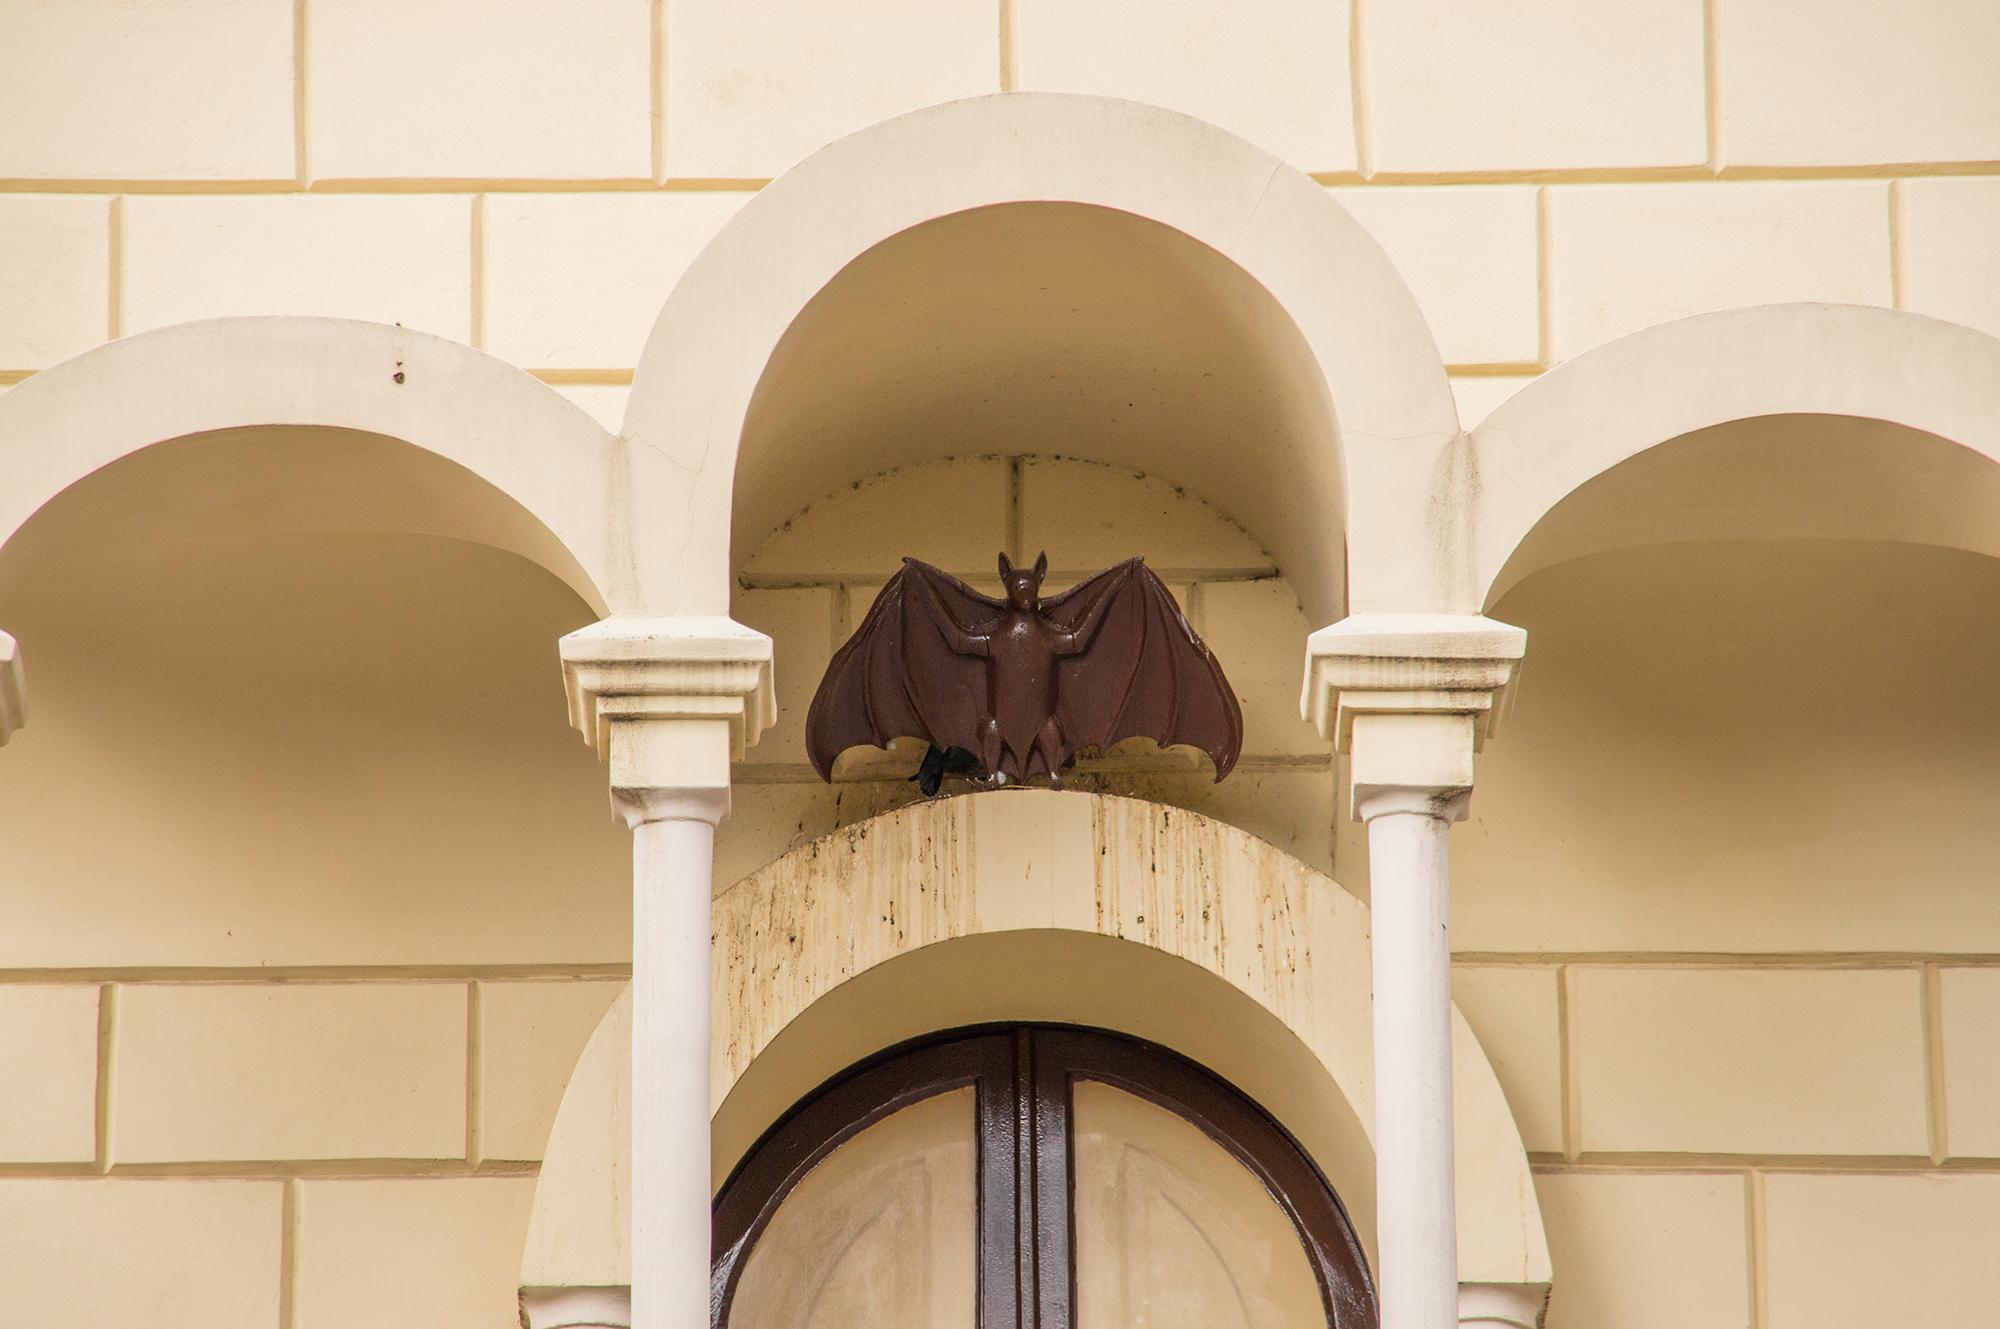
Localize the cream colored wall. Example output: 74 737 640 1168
6 3 2000 1326
8 1 1999 432
722 456 1336 888
0 428 633 1324
1431 421 2000 1325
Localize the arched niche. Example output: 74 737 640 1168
0 319 638 966
723 454 1341 886
1466 304 2000 611
519 791 1550 1321
1450 409 2000 954
623 92 1460 626
0 317 634 614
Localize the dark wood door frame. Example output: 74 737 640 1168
710 1024 1378 1329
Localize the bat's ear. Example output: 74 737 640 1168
1033 551 1048 579
998 552 1013 578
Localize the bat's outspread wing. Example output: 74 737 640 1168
1043 559 1243 779
805 560 1000 780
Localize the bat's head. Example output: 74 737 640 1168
998 551 1048 610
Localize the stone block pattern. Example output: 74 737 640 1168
1 4 1997 1325
0 974 621 1324
0 0 1978 399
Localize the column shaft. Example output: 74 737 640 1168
1366 801 1460 1329
631 814 718 1329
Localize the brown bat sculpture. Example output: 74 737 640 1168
806 553 1243 790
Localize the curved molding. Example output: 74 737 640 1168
1469 304 2000 608
0 317 632 615
623 92 1458 625
521 790 1551 1297
1460 1280 1551 1328
520 1286 632 1329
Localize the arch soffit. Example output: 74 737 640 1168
0 317 628 616
622 92 1459 625
1469 304 2000 609
521 790 1550 1294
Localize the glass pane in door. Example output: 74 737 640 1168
1072 1079 1325 1329
728 1086 977 1329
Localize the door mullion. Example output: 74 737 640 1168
1027 1028 1076 1329
976 1032 1028 1329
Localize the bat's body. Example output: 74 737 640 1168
932 557 1131 778
985 610 1063 775
807 552 1242 787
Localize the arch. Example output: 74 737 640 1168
1468 304 2000 609
623 92 1459 627
0 317 643 616
520 791 1550 1316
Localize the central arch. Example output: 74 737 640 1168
623 92 1460 627
519 791 1550 1323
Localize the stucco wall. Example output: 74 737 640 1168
5 3 2000 1327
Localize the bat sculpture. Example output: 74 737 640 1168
806 553 1242 792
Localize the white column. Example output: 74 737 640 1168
627 800 726 1329
561 617 775 1329
1303 614 1526 1329
1361 786 1468 1329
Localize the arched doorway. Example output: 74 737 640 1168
712 1025 1375 1329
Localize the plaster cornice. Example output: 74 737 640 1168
1302 612 1527 752
559 616 776 757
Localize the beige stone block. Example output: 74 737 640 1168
666 0 998 179
1015 0 1354 173
0 531 631 969
1326 187 1539 366
122 196 472 341
551 384 632 433
1534 1172 1749 1329
1450 374 1538 430
479 980 625 1161
716 782 841 890
1078 766 1333 876
1765 1173 2000 1326
1018 457 1273 574
116 983 467 1162
310 0 650 180
294 1176 537 1329
1451 966 1562 1153
1197 579 1325 757
734 587 837 766
0 1178 281 1327
1366 0 1706 173
1574 968 1927 1156
1466 542 2000 954
0 196 109 369
0 985 99 1162
1905 177 2000 344
1548 183 1891 359
1940 968 2000 1158
0 1 293 180
484 193 749 368
741 457 1012 577
1720 0 2000 167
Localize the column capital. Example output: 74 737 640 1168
0 630 23 746
1302 613 1525 818
559 616 775 826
